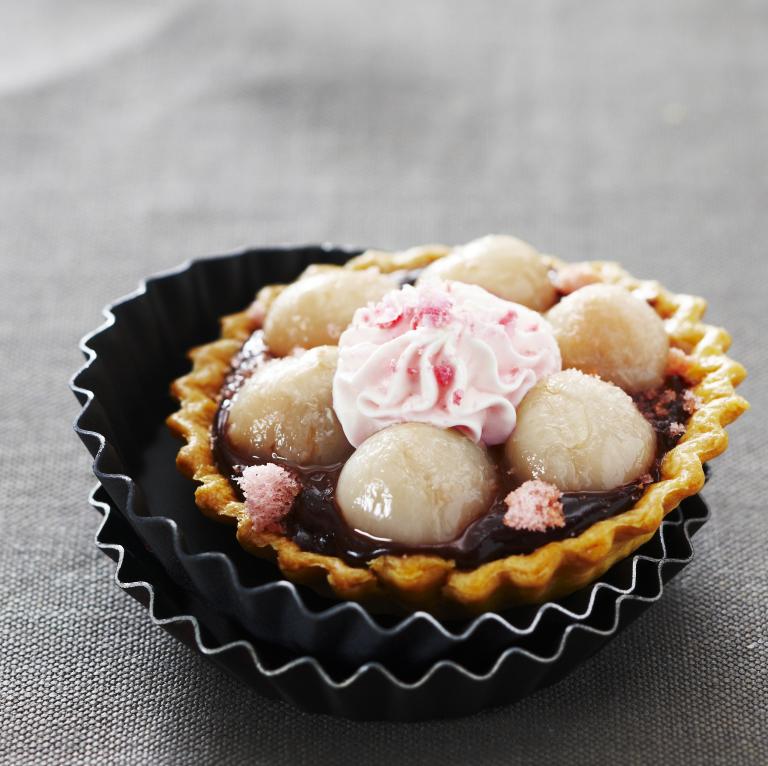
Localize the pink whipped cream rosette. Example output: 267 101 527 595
333 280 562 447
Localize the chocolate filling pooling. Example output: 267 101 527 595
212 331 693 570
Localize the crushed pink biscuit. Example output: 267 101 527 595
503 480 565 533
652 390 676 418
682 389 700 414
433 362 455 387
552 263 602 295
638 385 678 419
669 422 687 437
236 463 301 533
377 313 403 330
410 301 451 329
658 389 677 406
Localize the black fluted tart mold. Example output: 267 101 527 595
72 246 709 675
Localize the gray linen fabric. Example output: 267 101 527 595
0 0 766 763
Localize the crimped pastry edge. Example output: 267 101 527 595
167 246 748 616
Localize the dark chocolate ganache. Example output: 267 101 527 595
212 331 694 570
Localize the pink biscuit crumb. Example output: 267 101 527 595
503 480 565 533
374 305 404 329
499 310 517 326
433 362 455 387
658 389 677 406
236 463 301 533
651 387 676 418
669 421 687 438
410 298 452 329
682 389 700 414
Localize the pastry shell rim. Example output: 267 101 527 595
167 246 748 616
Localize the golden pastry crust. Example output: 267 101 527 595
167 247 748 616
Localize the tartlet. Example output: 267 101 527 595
168 236 747 616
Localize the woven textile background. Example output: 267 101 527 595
1 1 765 764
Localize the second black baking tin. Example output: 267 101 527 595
90 483 709 720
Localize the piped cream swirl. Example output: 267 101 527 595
332 280 561 446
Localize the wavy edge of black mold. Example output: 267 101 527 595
90 482 708 720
